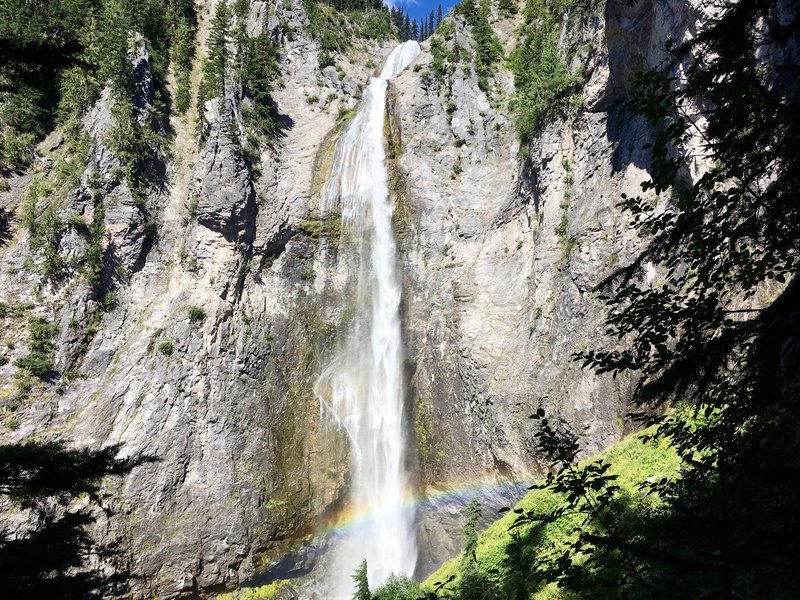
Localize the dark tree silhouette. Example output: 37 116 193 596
0 441 155 598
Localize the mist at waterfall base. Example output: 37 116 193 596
314 41 422 597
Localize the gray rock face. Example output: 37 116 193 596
193 104 256 239
0 0 711 597
387 0 702 576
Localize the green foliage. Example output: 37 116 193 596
304 0 350 54
37 208 67 282
498 0 517 17
215 580 294 600
462 498 481 564
83 204 106 293
0 128 36 170
424 427 681 599
106 97 158 191
168 0 197 115
319 49 335 69
187 305 205 323
352 559 370 600
14 316 57 379
554 207 577 257
372 574 423 600
0 0 178 170
0 0 89 168
455 0 502 92
298 216 341 239
427 2 800 600
559 1 800 595
510 0 598 143
101 291 116 312
201 2 231 100
157 340 174 356
429 36 451 86
356 10 396 40
239 33 280 139
13 356 52 378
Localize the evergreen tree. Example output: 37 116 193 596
352 559 370 600
241 33 280 139
402 13 411 41
463 498 481 564
411 19 419 41
437 3 443 27
454 498 498 600
202 0 230 100
428 11 435 37
167 0 198 115
456 0 501 92
458 0 476 18
420 20 427 41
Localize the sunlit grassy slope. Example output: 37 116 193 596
422 428 681 599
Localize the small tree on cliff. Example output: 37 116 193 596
352 558 371 600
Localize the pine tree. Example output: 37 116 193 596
352 559 370 600
437 3 443 27
428 10 435 37
454 498 497 600
241 33 279 138
411 19 419 41
402 13 411 41
420 20 427 40
463 498 481 563
202 0 230 100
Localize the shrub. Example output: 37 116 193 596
14 355 52 377
187 305 205 323
157 340 174 356
372 574 423 600
15 316 57 379
101 291 117 312
319 49 335 69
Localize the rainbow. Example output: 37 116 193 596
318 475 533 539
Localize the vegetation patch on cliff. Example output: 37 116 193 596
510 0 601 144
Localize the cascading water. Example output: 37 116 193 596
314 41 421 597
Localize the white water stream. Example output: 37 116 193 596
315 41 421 596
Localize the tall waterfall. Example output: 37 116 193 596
315 40 421 596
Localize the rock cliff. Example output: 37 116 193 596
0 0 706 596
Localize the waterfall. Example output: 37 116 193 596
315 40 421 596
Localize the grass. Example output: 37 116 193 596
423 427 681 598
216 579 293 600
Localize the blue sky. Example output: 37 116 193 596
387 0 460 26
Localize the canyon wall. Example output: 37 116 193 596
0 0 702 596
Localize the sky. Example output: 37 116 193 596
387 0 460 26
